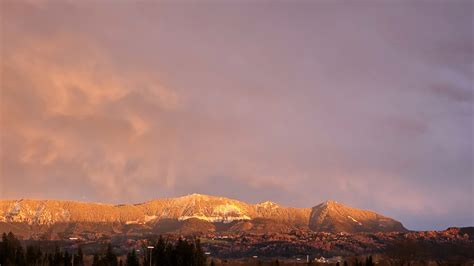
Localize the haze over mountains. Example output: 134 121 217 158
0 194 407 239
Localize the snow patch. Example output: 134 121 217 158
178 204 251 223
178 214 250 223
9 201 22 217
256 201 279 209
145 215 158 222
347 215 362 225
126 215 157 225
125 220 142 225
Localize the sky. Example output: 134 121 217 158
0 0 472 231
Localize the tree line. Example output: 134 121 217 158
0 232 84 266
124 236 207 266
0 232 207 266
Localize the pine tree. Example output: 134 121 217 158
64 251 73 266
53 245 64 265
92 254 100 266
165 241 175 266
0 232 23 265
0 233 5 264
48 253 54 266
14 245 26 266
105 243 118 266
154 236 167 266
353 258 361 266
26 245 35 265
74 246 85 266
194 239 206 266
26 244 42 266
126 250 140 266
365 255 374 266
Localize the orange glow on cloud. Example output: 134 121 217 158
1 0 472 230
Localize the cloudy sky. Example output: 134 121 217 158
1 0 472 230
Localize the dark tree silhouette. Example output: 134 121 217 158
0 232 207 266
0 232 24 266
26 244 42 265
144 236 207 266
92 254 100 266
365 255 374 266
64 251 73 266
73 246 85 266
53 245 64 265
126 250 140 266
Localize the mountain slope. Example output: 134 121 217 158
309 200 407 233
0 194 407 237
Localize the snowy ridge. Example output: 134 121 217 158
0 194 407 233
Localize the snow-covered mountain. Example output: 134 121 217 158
0 194 407 237
309 200 406 233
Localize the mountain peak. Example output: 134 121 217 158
256 201 280 208
178 193 227 200
309 200 407 233
323 200 340 206
181 193 206 198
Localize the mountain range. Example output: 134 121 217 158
0 194 407 239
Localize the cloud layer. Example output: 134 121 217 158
1 1 472 230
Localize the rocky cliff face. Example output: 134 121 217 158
0 194 406 236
